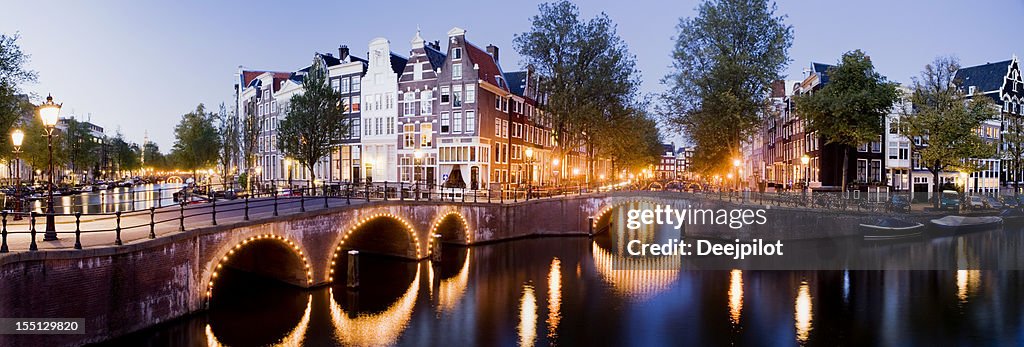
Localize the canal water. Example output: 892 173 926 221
27 183 184 214
98 206 1024 346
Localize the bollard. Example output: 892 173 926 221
114 211 123 246
347 250 360 289
324 184 329 209
431 233 443 262
365 184 370 202
74 212 82 249
384 182 389 201
180 202 185 232
245 196 251 220
149 207 156 239
300 191 305 212
274 189 279 216
29 212 37 251
212 199 217 225
1 211 7 253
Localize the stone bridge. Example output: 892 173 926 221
0 191 680 346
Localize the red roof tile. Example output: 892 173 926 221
465 42 508 92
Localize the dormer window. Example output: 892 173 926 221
968 86 976 95
452 48 462 60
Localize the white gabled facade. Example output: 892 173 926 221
360 38 401 182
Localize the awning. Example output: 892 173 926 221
443 165 466 189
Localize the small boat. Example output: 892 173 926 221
930 215 1002 233
999 209 1024 226
97 184 109 190
860 218 925 241
81 185 93 193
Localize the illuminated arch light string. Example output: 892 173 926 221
328 212 422 282
591 198 663 229
207 234 314 298
328 264 421 346
429 211 472 245
590 242 680 301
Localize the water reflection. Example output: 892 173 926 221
328 263 420 347
205 294 313 347
30 183 182 214
547 258 562 341
728 269 743 325
795 281 813 344
957 269 981 304
518 284 537 347
434 249 471 315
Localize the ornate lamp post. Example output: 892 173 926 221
38 94 61 240
11 129 24 221
524 148 535 194
800 154 810 196
552 158 560 187
732 158 742 191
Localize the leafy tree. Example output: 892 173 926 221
0 33 37 159
109 131 141 177
900 56 998 208
62 117 100 179
142 142 167 170
277 56 347 185
794 50 899 190
661 0 793 174
240 96 264 191
171 104 221 179
215 102 239 188
514 0 641 181
593 101 662 175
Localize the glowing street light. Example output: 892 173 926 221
39 94 61 240
10 128 24 222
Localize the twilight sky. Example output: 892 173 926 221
2 0 1021 149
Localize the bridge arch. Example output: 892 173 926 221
328 213 422 282
205 234 313 301
429 211 471 245
591 198 664 233
166 175 184 184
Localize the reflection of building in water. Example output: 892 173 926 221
431 250 471 314
547 258 562 340
329 263 421 346
794 281 813 344
728 269 743 325
591 242 680 301
519 284 538 347
205 294 313 347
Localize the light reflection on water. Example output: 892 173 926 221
794 281 813 345
728 269 743 325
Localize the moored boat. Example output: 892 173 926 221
929 215 1002 233
860 218 925 241
999 208 1024 226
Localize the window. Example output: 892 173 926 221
331 79 340 91
387 117 394 134
375 94 382 110
452 48 462 60
496 96 502 110
404 124 415 147
466 111 475 132
502 98 508 112
403 92 416 116
421 123 432 147
441 112 450 133
352 96 361 112
352 78 360 92
453 85 463 107
465 84 475 103
501 119 508 138
351 119 360 138
452 64 462 79
454 112 463 133
420 90 432 115
341 77 350 93
870 160 881 182
441 86 450 104
856 159 868 182
495 118 502 137
386 93 394 109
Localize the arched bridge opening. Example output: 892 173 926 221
206 234 314 304
430 212 471 245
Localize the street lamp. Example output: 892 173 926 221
732 158 742 191
39 94 61 240
413 149 423 191
11 129 24 221
524 148 535 194
800 154 810 193
552 158 560 186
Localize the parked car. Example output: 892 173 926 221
967 195 985 210
889 195 911 212
940 190 960 210
985 196 1004 210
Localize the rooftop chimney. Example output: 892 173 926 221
338 45 350 60
486 44 499 62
